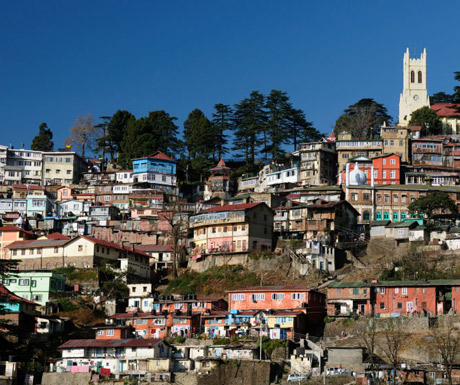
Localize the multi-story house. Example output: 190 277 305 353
1 270 66 306
0 284 39 335
411 138 446 167
296 140 337 187
227 285 325 338
336 132 383 172
339 153 402 186
42 150 87 186
328 280 460 317
116 169 134 184
380 125 411 163
0 225 36 260
189 202 274 256
204 159 234 201
132 151 177 193
0 145 7 184
3 147 43 186
7 235 151 279
89 205 121 222
280 199 359 242
327 282 374 317
56 199 91 217
55 338 171 379
345 184 460 229
265 166 300 192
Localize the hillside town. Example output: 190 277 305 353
2 48 460 385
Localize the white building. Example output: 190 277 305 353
0 147 43 186
398 48 430 126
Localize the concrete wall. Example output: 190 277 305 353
42 373 91 385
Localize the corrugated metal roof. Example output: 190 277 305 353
227 285 312 293
59 338 164 349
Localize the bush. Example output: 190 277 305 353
53 298 80 312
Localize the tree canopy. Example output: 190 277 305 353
408 191 458 221
409 106 443 136
334 98 392 139
31 122 54 152
119 110 180 168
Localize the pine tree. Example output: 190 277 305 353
211 104 232 160
265 90 291 160
232 91 266 167
31 123 54 151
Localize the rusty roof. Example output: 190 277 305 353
59 338 165 349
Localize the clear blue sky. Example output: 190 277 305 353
1 1 459 154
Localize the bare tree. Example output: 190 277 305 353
356 318 379 379
429 319 460 385
65 114 101 157
380 318 406 384
163 197 189 278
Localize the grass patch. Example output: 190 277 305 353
249 250 276 260
164 265 259 296
54 266 98 282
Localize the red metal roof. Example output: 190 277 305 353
201 202 263 213
80 236 152 258
147 151 174 161
210 159 231 171
227 285 312 293
0 284 38 305
0 225 34 234
46 232 71 240
431 103 460 117
59 338 164 349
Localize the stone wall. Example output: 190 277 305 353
42 373 91 385
189 253 249 273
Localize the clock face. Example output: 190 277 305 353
413 95 419 101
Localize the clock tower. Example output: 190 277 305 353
398 48 430 126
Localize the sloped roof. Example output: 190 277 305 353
0 226 35 235
7 238 69 249
431 103 460 117
201 202 264 213
80 236 152 258
210 159 231 171
227 285 312 293
59 338 164 349
148 151 174 161
45 232 71 240
135 244 184 253
0 284 38 305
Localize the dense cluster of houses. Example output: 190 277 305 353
2 48 460 383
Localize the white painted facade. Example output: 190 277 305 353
266 167 299 186
398 48 430 126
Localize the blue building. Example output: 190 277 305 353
132 151 177 193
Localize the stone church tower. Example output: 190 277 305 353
398 48 430 126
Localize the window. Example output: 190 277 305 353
401 211 406 220
391 170 396 179
19 279 29 286
97 330 104 336
174 302 183 309
377 287 385 294
271 293 285 300
54 247 59 253
376 212 382 220
291 293 305 300
232 294 245 301
383 171 387 179
383 212 389 220
411 70 415 83
78 245 83 252
363 193 370 201
397 302 402 309
401 195 407 203
106 329 114 336
390 159 396 165
418 71 422 83
353 288 359 295
393 212 399 221
363 211 370 220
31 280 37 287
351 193 358 201
252 293 265 301
377 194 381 202
402 288 407 295
422 288 427 294
390 140 394 146
275 317 287 324
379 302 385 309
395 288 399 293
